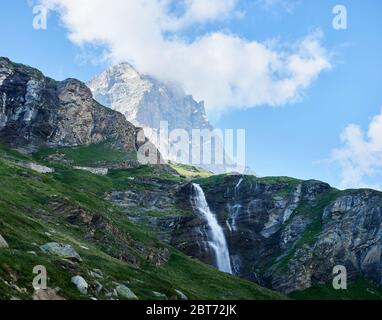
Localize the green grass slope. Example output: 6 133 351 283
0 144 282 300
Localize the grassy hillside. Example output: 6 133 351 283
0 144 282 300
33 142 137 168
168 161 213 178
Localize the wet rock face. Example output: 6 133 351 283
0 58 138 153
157 177 382 294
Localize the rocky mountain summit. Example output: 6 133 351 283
88 62 212 135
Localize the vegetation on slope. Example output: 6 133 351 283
0 144 282 300
33 142 136 168
168 161 213 178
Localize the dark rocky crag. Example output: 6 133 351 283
139 176 382 294
0 57 140 154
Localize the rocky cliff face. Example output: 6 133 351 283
138 175 382 294
0 57 139 153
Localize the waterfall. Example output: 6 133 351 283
227 177 244 232
191 183 232 274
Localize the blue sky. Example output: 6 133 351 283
1 0 382 189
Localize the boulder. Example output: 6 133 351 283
40 243 82 262
0 234 8 248
114 284 138 300
71 276 88 295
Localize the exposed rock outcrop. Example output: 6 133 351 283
40 243 82 262
0 57 141 155
114 284 138 300
21 162 54 174
73 166 108 176
71 276 89 295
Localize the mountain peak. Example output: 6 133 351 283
88 63 212 132
89 62 143 89
109 62 141 78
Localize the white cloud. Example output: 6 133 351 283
180 0 237 25
329 107 382 190
39 0 331 116
255 0 300 13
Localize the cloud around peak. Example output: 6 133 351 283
40 0 331 116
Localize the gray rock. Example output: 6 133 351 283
22 162 54 174
175 289 188 300
71 276 88 295
40 243 82 262
0 234 8 248
114 284 138 300
73 167 108 176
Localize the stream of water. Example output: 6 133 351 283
191 183 232 274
